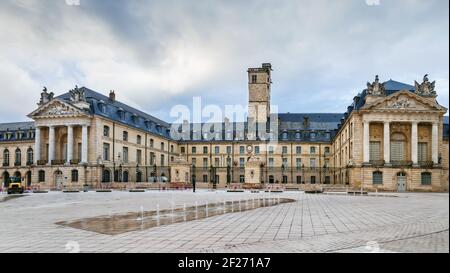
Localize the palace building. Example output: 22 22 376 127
0 64 448 192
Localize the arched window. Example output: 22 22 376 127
3 149 9 166
295 132 301 140
27 148 33 164
71 170 78 182
38 170 45 182
281 131 288 140
137 135 142 145
372 171 383 184
391 132 406 163
14 148 21 165
123 171 129 182
136 171 142 183
103 126 110 137
102 169 111 183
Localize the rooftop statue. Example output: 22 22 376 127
38 86 54 106
69 85 87 102
415 74 436 96
366 75 386 96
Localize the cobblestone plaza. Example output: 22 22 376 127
0 190 447 253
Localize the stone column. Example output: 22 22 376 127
411 122 418 166
383 121 390 166
432 122 439 165
48 126 55 164
81 125 88 164
67 125 74 164
34 127 41 164
363 121 370 164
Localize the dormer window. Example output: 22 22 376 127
310 132 316 139
295 131 301 140
281 131 288 140
145 119 151 129
131 114 138 124
117 108 125 120
98 100 106 113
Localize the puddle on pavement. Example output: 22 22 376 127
56 198 295 235
0 195 25 202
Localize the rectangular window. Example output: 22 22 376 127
103 143 110 161
373 172 383 184
239 175 245 183
268 146 274 154
391 141 405 162
296 158 302 168
324 147 330 154
369 141 381 162
136 149 142 165
421 172 431 185
203 175 208 183
254 146 260 154
324 176 331 184
282 158 288 167
161 142 165 151
192 158 196 166
160 154 165 166
192 147 197 154
123 147 128 163
296 146 301 154
137 135 141 145
268 158 274 167
214 146 220 154
203 146 208 154
239 158 245 168
214 158 220 167
296 176 302 184
226 146 232 154
418 142 428 162
251 75 257 83
310 158 316 168
123 131 128 141
310 176 316 184
150 139 154 148
239 146 245 154
103 126 110 137
150 152 155 165
203 158 208 168
180 147 185 154
282 146 288 154
310 146 316 154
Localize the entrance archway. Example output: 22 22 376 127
396 172 407 192
54 170 63 190
2 171 10 187
102 169 111 182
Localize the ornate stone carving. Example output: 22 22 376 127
388 97 414 109
415 74 436 97
43 102 74 116
69 85 86 102
367 75 386 96
38 87 54 106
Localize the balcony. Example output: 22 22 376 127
14 162 22 167
418 161 434 168
37 160 47 166
390 161 413 167
70 159 80 165
51 159 66 165
369 160 385 167
26 161 33 166
2 162 9 167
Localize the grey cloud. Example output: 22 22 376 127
0 0 447 123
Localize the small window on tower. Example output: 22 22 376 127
251 75 257 83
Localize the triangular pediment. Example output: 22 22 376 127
362 90 446 112
27 99 91 119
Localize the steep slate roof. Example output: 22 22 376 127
444 116 449 140
57 87 172 138
0 122 35 132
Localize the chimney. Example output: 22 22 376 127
109 90 116 101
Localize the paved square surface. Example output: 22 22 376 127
0 190 448 253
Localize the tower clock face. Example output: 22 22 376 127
246 145 253 153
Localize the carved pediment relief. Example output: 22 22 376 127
28 99 90 119
363 91 444 112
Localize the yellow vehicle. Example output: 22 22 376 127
7 177 24 195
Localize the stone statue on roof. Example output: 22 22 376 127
69 85 86 102
38 86 54 106
415 74 436 97
366 75 385 96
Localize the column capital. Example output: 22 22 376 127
383 121 390 125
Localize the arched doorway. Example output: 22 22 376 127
26 171 32 187
396 172 407 192
102 169 111 183
2 171 10 187
123 171 129 182
13 171 21 179
54 170 63 190
136 171 142 183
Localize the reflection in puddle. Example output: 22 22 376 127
0 195 25 202
56 198 295 235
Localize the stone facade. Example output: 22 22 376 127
0 65 448 192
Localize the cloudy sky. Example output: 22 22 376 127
0 0 448 123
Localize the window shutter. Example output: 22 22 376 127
418 142 428 162
390 141 405 161
369 141 380 161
